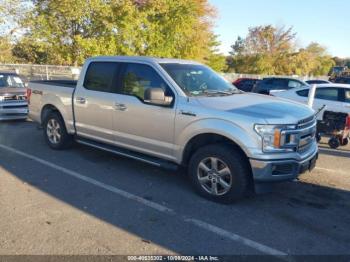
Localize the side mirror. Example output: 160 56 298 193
144 88 173 106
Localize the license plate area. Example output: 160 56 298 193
299 154 317 174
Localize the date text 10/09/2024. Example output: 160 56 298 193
127 256 219 261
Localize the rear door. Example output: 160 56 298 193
74 62 120 144
111 62 177 160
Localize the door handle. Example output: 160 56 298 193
114 103 127 111
75 97 86 104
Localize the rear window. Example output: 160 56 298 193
296 89 309 97
84 62 119 92
0 75 25 88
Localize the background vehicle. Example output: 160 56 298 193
306 80 330 85
252 77 309 95
0 72 28 121
332 76 350 84
232 78 260 92
273 83 350 120
28 56 318 203
274 84 350 149
328 66 348 76
317 111 349 149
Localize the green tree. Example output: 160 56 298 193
203 35 227 72
228 25 335 76
0 36 14 63
18 0 217 66
228 25 297 74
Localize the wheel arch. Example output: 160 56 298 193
41 104 70 132
181 133 250 168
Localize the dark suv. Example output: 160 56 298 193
252 77 309 95
333 77 350 84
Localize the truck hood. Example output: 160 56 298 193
195 93 314 124
0 87 27 96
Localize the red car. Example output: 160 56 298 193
232 78 260 92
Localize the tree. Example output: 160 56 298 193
227 25 335 76
227 25 297 74
18 0 218 66
0 36 14 63
0 0 30 63
203 35 227 72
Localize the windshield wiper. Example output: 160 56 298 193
202 90 239 96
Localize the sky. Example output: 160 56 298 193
209 0 350 58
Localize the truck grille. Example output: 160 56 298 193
296 116 317 153
280 115 316 153
3 95 27 101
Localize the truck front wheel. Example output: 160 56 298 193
43 112 73 150
188 144 250 203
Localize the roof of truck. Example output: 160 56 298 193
86 56 202 65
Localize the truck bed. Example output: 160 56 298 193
30 80 77 88
28 80 76 133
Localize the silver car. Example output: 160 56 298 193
0 72 28 120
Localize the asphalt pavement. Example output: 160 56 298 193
1 120 350 256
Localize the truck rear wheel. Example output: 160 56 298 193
188 144 250 203
43 112 73 150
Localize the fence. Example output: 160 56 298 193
0 64 80 81
0 63 328 82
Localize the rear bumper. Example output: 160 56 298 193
249 147 318 183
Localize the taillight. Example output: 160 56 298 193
26 88 32 104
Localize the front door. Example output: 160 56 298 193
112 62 177 161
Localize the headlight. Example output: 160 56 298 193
254 124 297 153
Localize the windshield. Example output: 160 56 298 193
0 75 25 88
160 63 239 96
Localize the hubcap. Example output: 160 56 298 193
46 119 61 144
197 157 232 196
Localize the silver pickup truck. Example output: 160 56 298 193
28 56 318 203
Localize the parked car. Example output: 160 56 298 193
232 78 260 92
328 66 348 76
0 72 28 121
252 77 309 95
332 77 350 84
28 56 318 203
273 83 350 120
306 80 330 85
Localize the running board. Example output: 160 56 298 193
75 138 178 171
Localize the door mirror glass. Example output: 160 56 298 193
144 87 173 106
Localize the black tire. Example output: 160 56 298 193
316 133 322 143
188 144 250 204
43 111 73 150
340 137 349 146
328 137 340 149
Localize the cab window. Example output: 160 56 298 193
84 62 119 92
120 63 171 101
296 89 309 97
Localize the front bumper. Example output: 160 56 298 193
0 102 28 120
249 147 318 182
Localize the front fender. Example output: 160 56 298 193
175 118 260 162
